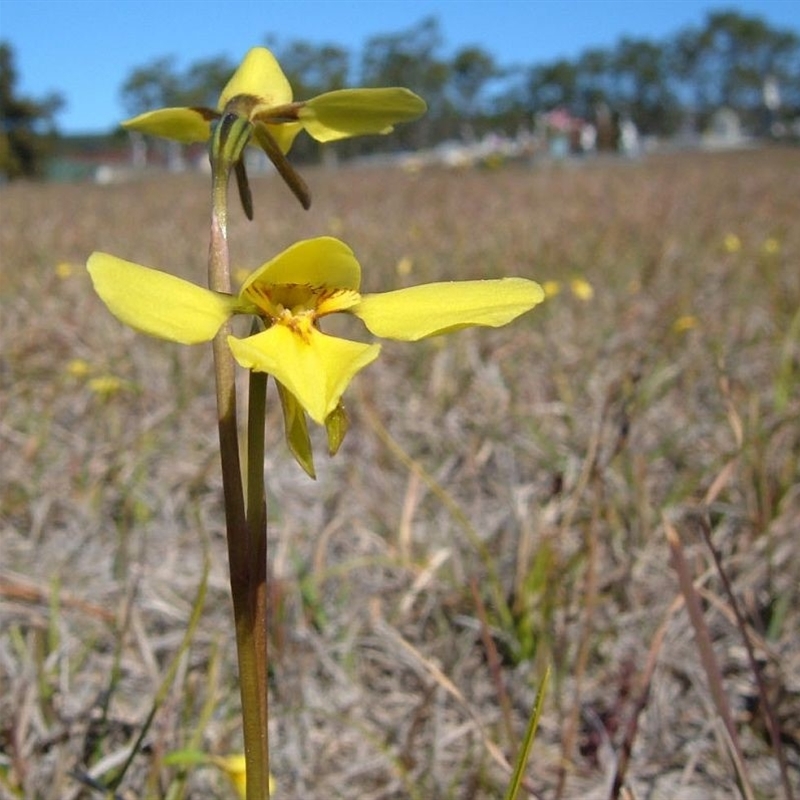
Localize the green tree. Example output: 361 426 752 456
120 56 183 116
526 58 580 112
268 39 350 97
672 11 800 127
576 48 613 113
120 54 238 116
611 37 679 134
0 42 63 179
182 56 238 107
450 45 498 117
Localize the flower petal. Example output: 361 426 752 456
352 278 545 341
122 108 216 143
300 88 427 142
218 47 293 110
241 237 361 296
87 253 238 344
254 119 303 155
227 325 379 424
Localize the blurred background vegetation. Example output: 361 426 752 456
1 9 799 180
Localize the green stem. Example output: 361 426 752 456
209 156 270 800
247 365 269 772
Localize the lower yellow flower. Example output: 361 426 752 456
88 237 543 471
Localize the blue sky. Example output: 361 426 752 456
1 0 798 134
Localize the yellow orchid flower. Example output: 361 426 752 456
123 47 426 210
87 237 543 474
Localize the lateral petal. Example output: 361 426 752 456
122 107 216 143
301 88 427 142
87 253 238 344
352 278 545 341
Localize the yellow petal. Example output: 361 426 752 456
352 278 545 341
254 119 303 155
277 382 316 478
87 253 238 344
227 325 379 424
219 47 293 110
122 108 215 143
241 237 361 296
301 88 427 142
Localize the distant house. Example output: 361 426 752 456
45 134 130 182
703 108 750 150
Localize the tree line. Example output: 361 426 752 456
2 10 799 178
0 42 63 179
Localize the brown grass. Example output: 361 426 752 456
1 148 799 799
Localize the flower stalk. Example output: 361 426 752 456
86 46 546 799
209 115 270 799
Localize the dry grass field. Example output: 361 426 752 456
1 147 799 799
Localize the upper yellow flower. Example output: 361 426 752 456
88 238 543 474
123 46 426 164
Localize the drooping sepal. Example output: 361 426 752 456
325 402 349 457
277 382 316 479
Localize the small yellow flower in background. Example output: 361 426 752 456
673 314 699 333
66 358 126 396
88 375 124 397
66 358 91 377
762 236 780 255
542 280 561 298
56 261 75 279
327 216 344 235
569 277 594 301
723 233 742 254
88 237 543 476
395 255 413 277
